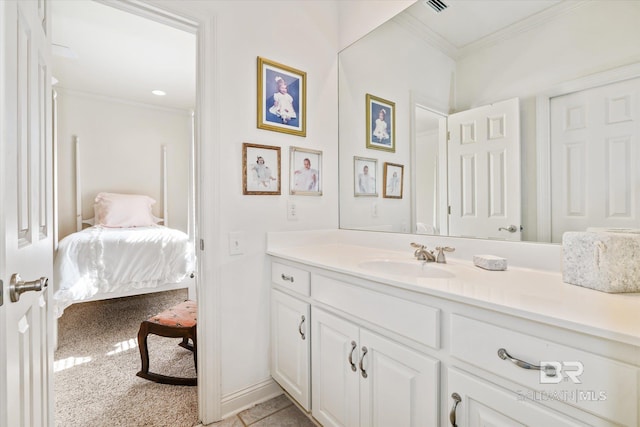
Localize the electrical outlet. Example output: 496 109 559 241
287 200 298 220
371 202 378 217
228 231 244 255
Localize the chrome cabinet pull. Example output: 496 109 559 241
298 315 306 340
497 348 557 377
348 341 357 372
449 392 461 426
281 273 294 282
10 274 48 303
359 346 368 378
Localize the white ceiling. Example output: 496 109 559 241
50 0 561 112
404 0 562 50
51 0 196 110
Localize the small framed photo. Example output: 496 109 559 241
366 93 395 152
383 162 404 199
290 147 322 196
257 57 306 137
354 156 378 197
243 142 281 195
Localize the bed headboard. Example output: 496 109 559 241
74 136 169 231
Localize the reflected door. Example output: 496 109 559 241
550 77 640 242
447 98 522 240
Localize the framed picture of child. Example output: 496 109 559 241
290 147 322 196
354 156 378 197
243 142 281 195
257 57 307 137
366 93 395 152
383 162 404 199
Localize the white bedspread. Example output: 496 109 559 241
54 225 195 316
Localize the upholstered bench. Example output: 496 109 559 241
136 300 197 386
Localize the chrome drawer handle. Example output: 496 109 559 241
359 346 368 378
298 315 306 340
348 341 357 372
281 273 294 283
449 392 461 427
498 348 557 377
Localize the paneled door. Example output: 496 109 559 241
1 0 55 426
550 77 640 242
447 98 521 240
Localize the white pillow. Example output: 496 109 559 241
94 192 158 228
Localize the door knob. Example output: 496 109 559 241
498 225 521 233
9 274 48 303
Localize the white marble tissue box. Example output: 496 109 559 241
562 231 640 293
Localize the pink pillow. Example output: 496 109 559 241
94 192 158 228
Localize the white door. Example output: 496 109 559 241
1 1 54 426
550 77 640 242
270 289 310 410
311 308 360 427
359 329 439 427
448 98 522 240
448 369 584 426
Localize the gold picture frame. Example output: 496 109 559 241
257 57 307 137
366 93 395 152
242 142 281 195
383 162 404 199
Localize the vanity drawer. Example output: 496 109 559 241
450 314 638 426
272 262 310 296
312 274 440 349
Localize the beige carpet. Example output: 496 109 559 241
54 290 199 427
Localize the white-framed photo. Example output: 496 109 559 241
243 142 281 195
383 162 403 199
290 146 322 196
354 156 378 197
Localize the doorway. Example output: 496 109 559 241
51 1 200 424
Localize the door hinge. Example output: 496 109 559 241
200 239 205 251
0 279 3 306
448 206 452 215
447 131 451 141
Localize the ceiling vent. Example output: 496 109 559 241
424 0 448 13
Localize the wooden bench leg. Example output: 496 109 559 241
136 321 197 386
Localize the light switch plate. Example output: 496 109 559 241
228 231 244 255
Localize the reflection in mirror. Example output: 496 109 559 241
339 0 640 243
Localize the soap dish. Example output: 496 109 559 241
473 255 507 271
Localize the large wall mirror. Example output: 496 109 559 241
339 0 640 243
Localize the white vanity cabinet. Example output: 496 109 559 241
311 307 439 427
447 368 586 427
270 263 311 410
268 254 640 427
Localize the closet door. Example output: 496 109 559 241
0 0 55 426
550 77 640 242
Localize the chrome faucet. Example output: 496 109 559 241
410 243 436 262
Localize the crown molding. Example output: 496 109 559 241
392 12 458 59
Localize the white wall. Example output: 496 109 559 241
455 1 640 241
56 90 191 239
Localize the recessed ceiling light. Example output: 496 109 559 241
152 90 166 96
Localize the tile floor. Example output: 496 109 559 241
210 394 318 427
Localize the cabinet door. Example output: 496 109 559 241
448 369 584 427
359 329 439 427
312 308 360 427
271 289 310 410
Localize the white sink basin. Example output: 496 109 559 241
358 260 455 278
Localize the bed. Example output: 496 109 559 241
53 138 196 317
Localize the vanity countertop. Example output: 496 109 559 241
268 243 640 347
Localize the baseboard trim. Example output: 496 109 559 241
220 378 283 419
